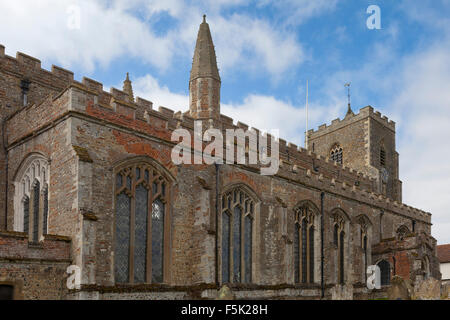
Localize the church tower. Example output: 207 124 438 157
307 106 402 202
189 15 221 120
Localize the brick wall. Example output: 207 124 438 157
0 231 71 299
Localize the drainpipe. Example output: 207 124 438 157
379 210 384 241
215 163 220 286
320 191 325 298
2 118 8 230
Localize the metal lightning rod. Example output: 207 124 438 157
305 80 309 150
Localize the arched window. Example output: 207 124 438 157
220 186 255 284
14 154 49 240
114 161 171 284
332 213 346 284
377 260 391 286
293 202 318 284
332 209 348 285
330 145 343 164
396 225 410 240
357 215 372 283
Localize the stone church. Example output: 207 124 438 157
0 17 441 299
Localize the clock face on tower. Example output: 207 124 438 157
381 167 389 183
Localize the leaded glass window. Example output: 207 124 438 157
222 212 230 283
134 185 148 283
114 162 170 284
301 219 307 283
244 215 252 283
23 196 29 234
233 206 242 283
32 180 40 243
294 223 300 284
221 187 255 284
151 199 164 283
115 193 130 283
333 224 338 246
14 155 49 239
294 203 317 284
43 185 48 235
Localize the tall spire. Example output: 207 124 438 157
190 15 220 82
123 72 134 102
189 15 221 120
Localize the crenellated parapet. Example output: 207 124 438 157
2 45 431 226
0 45 74 90
308 105 396 139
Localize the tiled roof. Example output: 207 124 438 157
437 244 450 263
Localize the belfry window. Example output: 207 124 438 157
330 145 343 164
14 155 49 240
220 187 255 284
380 147 386 167
114 162 170 284
293 203 317 284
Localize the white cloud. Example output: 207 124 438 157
211 14 304 77
222 94 341 146
0 0 307 77
391 40 450 244
132 74 189 111
0 1 180 72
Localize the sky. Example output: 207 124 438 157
1 0 449 243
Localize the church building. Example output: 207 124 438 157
0 17 440 300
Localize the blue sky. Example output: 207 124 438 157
1 0 450 243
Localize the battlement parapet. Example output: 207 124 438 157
2 46 429 225
0 45 74 88
308 105 395 138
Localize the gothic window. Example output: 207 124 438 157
14 154 49 240
294 203 318 284
377 260 391 286
357 215 372 283
332 211 347 285
32 180 40 243
114 162 171 284
396 225 410 240
380 147 386 167
23 196 29 234
330 145 343 164
220 186 255 284
339 231 344 284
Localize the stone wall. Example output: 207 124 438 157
0 231 71 299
